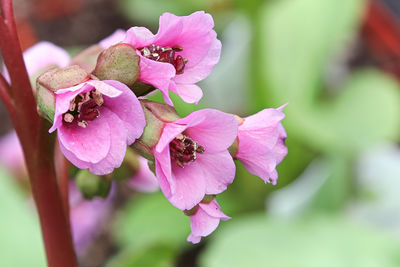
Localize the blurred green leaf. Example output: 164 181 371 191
112 192 190 250
260 0 400 155
106 243 175 267
200 214 400 267
0 168 46 266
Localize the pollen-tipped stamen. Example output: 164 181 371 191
170 134 205 168
63 89 104 128
139 44 188 74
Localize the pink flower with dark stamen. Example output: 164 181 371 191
49 80 145 175
2 41 70 82
123 11 221 105
128 156 159 192
187 198 230 244
154 109 237 210
234 105 288 185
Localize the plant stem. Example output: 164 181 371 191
0 1 78 266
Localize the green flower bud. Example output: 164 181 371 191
75 169 111 200
112 147 140 181
70 45 105 73
93 43 139 86
132 100 180 160
36 65 90 122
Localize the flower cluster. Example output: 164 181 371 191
19 11 288 244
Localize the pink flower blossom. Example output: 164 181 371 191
2 41 70 82
69 182 114 253
0 131 26 176
99 29 126 49
49 80 145 175
154 109 237 210
123 11 221 105
187 198 230 244
128 156 159 192
234 105 288 185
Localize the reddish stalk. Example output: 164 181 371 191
0 1 78 266
0 73 14 118
54 141 71 223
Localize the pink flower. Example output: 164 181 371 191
123 11 221 105
0 131 26 176
187 198 230 244
2 41 70 82
154 109 237 210
234 105 288 185
49 80 145 175
69 182 114 253
128 156 159 192
99 29 126 49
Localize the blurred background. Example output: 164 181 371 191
1 0 400 266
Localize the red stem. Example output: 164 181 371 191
54 141 71 223
0 1 77 266
0 73 14 119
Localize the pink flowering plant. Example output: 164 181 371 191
0 2 287 266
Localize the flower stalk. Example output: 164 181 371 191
0 1 77 266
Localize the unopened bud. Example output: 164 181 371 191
36 65 90 122
75 169 112 200
228 115 242 157
132 100 180 160
70 45 105 73
112 147 140 181
93 43 139 86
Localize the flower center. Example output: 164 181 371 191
170 134 205 168
63 89 104 128
139 44 188 74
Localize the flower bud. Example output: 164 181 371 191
132 100 180 160
75 169 112 200
70 45 105 73
93 43 139 86
36 65 90 122
112 147 140 181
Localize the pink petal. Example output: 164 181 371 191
178 109 238 153
99 29 126 49
123 27 155 48
154 148 173 198
155 11 215 67
196 151 235 195
174 36 221 84
128 156 159 192
49 83 91 133
187 199 230 244
57 109 112 164
138 55 176 105
58 139 91 170
88 109 128 175
235 107 288 184
153 12 183 46
188 208 220 244
155 123 187 153
0 131 25 172
168 160 206 210
174 83 203 104
199 199 230 220
101 80 145 144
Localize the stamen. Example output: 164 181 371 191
170 134 205 168
63 89 104 128
139 44 188 74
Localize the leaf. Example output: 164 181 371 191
0 168 46 266
200 214 400 267
112 192 190 250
